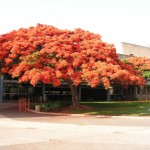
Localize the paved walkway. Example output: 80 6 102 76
0 102 150 150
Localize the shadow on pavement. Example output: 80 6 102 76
0 102 62 119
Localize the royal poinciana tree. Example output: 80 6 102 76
0 24 145 107
125 56 150 99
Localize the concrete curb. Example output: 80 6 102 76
29 109 87 117
96 115 150 120
29 109 150 120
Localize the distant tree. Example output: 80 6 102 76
125 56 150 100
0 24 144 107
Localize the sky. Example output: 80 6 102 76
0 0 150 48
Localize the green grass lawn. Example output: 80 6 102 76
68 101 150 116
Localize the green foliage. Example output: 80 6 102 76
143 71 150 79
30 103 35 109
40 101 62 112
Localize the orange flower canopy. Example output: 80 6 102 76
0 24 145 88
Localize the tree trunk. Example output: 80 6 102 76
66 80 80 108
69 83 80 108
139 85 144 101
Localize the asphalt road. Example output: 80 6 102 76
0 104 150 150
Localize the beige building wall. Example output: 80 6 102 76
121 42 150 58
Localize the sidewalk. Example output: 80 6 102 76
1 102 150 150
0 108 150 150
0 102 18 109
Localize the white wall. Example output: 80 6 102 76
114 42 150 58
121 42 150 58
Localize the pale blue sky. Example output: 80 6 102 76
0 0 150 46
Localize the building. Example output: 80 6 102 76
119 42 150 58
117 42 150 100
116 42 150 58
0 74 107 103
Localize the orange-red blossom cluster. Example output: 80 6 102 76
126 56 150 72
0 24 145 88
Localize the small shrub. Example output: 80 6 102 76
40 101 62 112
30 103 35 109
40 102 51 112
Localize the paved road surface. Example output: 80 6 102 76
0 104 150 150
